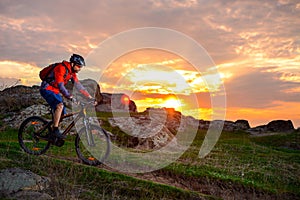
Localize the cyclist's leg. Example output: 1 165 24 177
40 89 66 139
53 103 64 127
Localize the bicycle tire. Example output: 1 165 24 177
18 116 51 155
75 125 111 166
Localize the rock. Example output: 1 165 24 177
248 120 295 134
0 85 44 112
0 80 137 129
108 107 198 150
198 119 210 130
2 104 73 130
65 79 137 113
266 120 294 132
3 104 50 129
247 125 266 134
96 93 137 113
65 78 103 103
206 119 250 132
235 120 250 130
0 168 52 199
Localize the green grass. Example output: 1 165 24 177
250 131 300 152
0 124 299 199
0 149 210 199
0 128 212 200
172 130 300 195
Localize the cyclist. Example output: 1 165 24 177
40 54 95 140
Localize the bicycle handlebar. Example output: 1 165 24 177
69 97 97 107
79 100 96 106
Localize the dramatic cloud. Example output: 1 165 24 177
0 0 299 126
225 67 300 108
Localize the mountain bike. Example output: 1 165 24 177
18 100 111 166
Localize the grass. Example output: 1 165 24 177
177 131 300 194
0 122 299 199
0 128 212 200
0 150 208 200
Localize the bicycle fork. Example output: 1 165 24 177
83 118 96 147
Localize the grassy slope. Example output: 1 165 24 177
0 126 299 199
168 130 300 196
0 128 212 200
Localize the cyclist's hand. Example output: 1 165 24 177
89 97 98 106
70 96 79 105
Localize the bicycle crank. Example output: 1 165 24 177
54 139 65 147
47 136 65 147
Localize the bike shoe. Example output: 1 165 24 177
51 129 66 140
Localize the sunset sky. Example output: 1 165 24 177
0 0 299 128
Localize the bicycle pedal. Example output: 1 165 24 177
47 134 56 141
47 135 64 147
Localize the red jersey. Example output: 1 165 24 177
40 61 90 98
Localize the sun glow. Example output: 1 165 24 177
161 97 182 110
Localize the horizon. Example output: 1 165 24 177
1 79 299 129
0 0 299 128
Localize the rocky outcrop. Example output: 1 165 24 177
65 79 137 113
97 93 137 113
198 119 250 132
70 79 137 112
0 83 296 136
0 85 43 112
266 120 294 132
0 168 52 200
108 107 198 150
247 120 295 134
2 104 50 129
0 80 137 130
235 120 251 130
65 78 102 103
0 79 136 116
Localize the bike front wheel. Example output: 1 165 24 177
18 116 51 155
75 125 111 166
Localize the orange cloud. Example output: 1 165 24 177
0 61 40 86
226 101 300 128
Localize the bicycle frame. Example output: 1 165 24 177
62 105 96 146
19 100 110 165
36 102 96 146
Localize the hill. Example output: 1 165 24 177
0 82 299 199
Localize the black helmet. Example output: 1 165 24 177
70 54 85 67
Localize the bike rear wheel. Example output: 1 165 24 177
75 125 111 166
18 116 51 155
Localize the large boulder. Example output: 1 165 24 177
266 120 294 132
0 80 137 129
248 120 295 134
0 168 52 199
108 107 198 150
66 79 137 113
97 93 137 113
235 120 251 130
0 85 44 112
199 119 250 132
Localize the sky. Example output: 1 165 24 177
0 0 299 128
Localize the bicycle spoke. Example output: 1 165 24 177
18 116 51 155
75 125 111 166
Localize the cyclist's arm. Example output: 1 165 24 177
72 75 93 99
55 65 72 99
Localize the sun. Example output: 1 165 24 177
162 97 182 110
